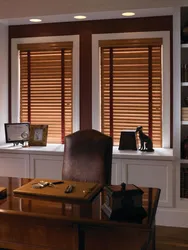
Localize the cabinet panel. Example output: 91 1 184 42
111 158 127 185
30 155 63 180
127 160 173 207
0 153 29 178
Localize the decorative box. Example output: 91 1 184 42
118 130 137 150
101 183 147 222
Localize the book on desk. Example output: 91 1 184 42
102 183 147 222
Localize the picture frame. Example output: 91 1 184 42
4 123 30 145
29 125 48 146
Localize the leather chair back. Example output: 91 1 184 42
62 129 113 185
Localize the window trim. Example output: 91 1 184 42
92 31 170 148
11 35 80 134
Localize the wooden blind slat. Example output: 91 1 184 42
100 39 162 148
18 42 73 51
99 38 163 47
19 44 73 143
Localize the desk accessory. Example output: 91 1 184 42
64 185 74 193
29 125 48 146
102 183 147 222
4 123 30 146
135 126 154 152
0 187 7 199
32 180 64 189
118 130 137 150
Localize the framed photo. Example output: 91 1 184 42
29 125 48 146
4 123 30 144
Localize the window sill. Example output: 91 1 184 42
113 146 174 161
0 143 64 156
0 143 174 161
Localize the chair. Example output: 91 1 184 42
62 129 113 185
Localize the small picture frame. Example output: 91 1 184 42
4 123 30 145
29 125 48 146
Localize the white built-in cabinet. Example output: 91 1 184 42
111 158 125 185
29 154 63 179
112 158 174 208
0 153 29 178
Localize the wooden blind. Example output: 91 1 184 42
100 38 162 148
19 42 73 143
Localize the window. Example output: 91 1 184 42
92 32 170 148
100 38 162 147
19 42 72 143
11 35 80 144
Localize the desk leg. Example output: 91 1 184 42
78 226 85 250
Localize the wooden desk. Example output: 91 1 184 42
0 177 160 250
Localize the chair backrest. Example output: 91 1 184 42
62 129 113 185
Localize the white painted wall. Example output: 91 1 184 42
0 24 8 143
0 0 187 20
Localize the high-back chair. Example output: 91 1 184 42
62 129 113 185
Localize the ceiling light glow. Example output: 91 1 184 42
122 12 135 17
74 15 86 20
29 18 42 23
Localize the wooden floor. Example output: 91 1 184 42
156 226 188 250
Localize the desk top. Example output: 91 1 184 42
0 177 160 229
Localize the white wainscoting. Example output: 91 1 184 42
112 158 174 208
29 154 63 180
126 160 173 208
0 153 29 177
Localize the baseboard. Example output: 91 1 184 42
156 208 188 228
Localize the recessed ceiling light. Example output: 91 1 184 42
74 15 86 20
29 18 42 23
122 12 135 17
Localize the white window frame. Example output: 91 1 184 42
11 35 80 134
92 31 170 148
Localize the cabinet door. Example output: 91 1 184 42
127 160 173 207
29 155 63 180
111 158 127 185
0 153 29 178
